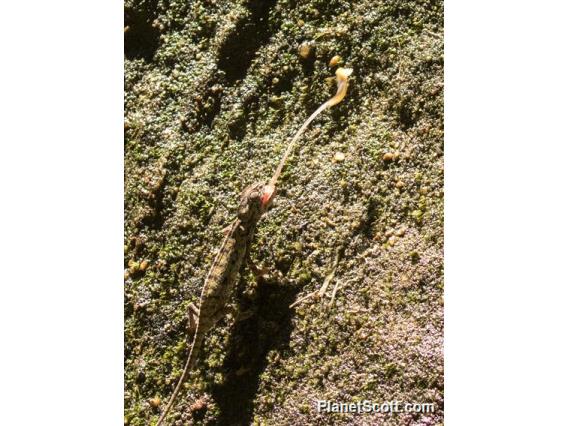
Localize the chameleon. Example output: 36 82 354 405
156 182 273 426
155 67 353 425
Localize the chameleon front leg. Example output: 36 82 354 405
244 242 293 287
245 239 270 279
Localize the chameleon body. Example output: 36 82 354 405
156 182 271 426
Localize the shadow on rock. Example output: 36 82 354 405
211 275 300 426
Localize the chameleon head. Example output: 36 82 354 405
237 182 272 222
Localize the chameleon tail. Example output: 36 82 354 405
156 332 205 426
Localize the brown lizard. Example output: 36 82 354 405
155 67 353 425
156 182 273 426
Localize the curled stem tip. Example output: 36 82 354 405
327 67 353 107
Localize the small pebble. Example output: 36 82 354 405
190 398 208 412
333 152 345 162
149 397 161 409
324 217 336 228
210 84 223 93
329 55 342 67
383 152 395 161
298 41 314 59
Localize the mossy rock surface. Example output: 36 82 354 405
125 0 443 424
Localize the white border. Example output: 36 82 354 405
446 0 568 424
0 2 123 425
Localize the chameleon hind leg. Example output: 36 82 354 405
188 302 227 328
188 302 199 333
